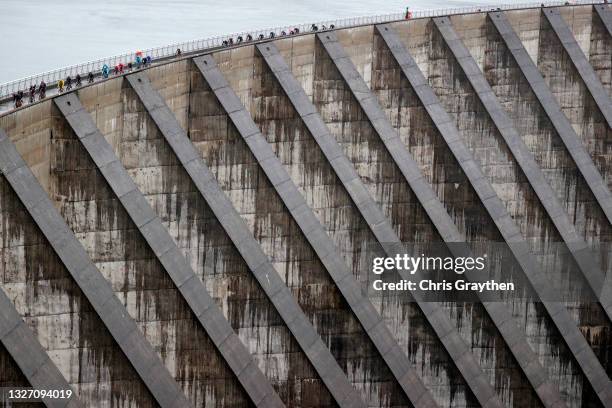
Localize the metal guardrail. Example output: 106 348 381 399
0 0 604 101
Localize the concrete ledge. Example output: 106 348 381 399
126 71 361 408
53 93 279 408
193 54 440 408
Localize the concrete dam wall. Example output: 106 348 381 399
0 3 610 407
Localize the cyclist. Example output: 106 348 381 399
66 76 72 90
58 79 65 93
88 72 94 83
76 74 82 87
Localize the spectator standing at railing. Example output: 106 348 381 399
405 6 412 19
13 93 21 108
39 81 46 99
29 85 36 103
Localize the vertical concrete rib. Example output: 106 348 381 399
0 128 189 408
313 31 567 408
543 8 612 126
433 15 612 322
594 4 612 37
376 23 612 406
488 11 612 225
53 93 284 408
192 54 439 408
124 72 365 408
256 40 507 408
0 283 80 408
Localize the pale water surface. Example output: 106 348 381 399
0 0 523 83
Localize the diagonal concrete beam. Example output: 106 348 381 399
376 23 612 407
0 128 189 408
0 284 81 408
53 93 284 408
125 71 366 408
594 4 612 37
192 54 440 408
314 30 566 408
487 11 612 226
434 13 612 326
543 7 612 127
256 40 505 408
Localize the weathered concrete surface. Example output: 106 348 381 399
0 268 79 408
0 149 156 406
55 91 283 408
506 7 612 193
0 4 610 407
335 20 552 408
388 17 604 407
124 71 358 408
254 40 490 408
326 26 591 408
0 345 46 408
192 52 431 408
